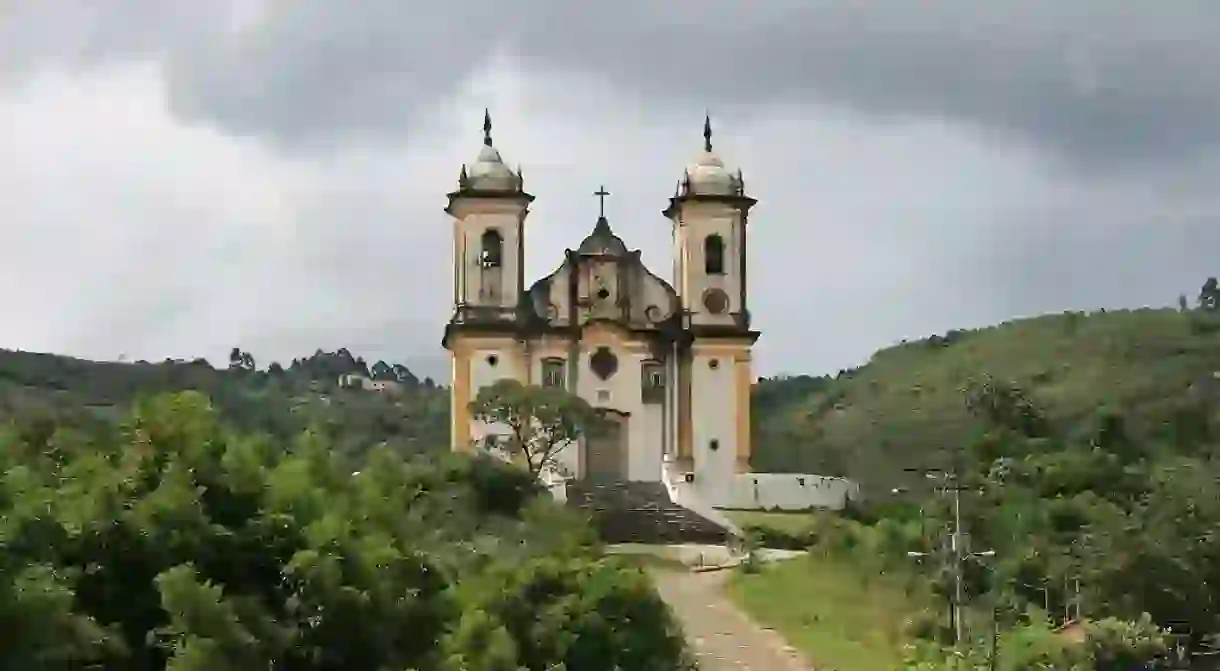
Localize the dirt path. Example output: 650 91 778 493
650 568 813 671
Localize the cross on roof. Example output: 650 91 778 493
593 185 610 218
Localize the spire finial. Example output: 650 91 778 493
703 112 713 152
483 108 493 147
593 185 610 218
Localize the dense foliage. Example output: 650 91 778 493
751 304 1220 496
0 347 449 462
0 392 692 670
820 368 1220 667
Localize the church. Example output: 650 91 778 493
443 112 852 512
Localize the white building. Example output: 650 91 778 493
443 112 855 512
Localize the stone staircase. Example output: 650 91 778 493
565 480 732 545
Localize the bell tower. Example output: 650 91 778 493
443 111 533 453
664 116 756 331
665 116 760 497
446 110 533 324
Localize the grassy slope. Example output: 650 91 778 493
753 308 1220 492
727 553 929 670
725 511 932 670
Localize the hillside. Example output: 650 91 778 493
751 307 1220 494
0 347 449 461
5 306 1220 497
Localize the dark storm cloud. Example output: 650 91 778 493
6 1 1213 163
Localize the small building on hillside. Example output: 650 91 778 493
338 374 404 395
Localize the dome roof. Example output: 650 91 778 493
577 216 628 256
467 144 520 191
457 110 523 193
685 150 739 195
678 115 745 197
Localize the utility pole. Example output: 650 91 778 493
904 456 990 649
951 463 965 645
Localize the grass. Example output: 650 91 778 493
727 510 819 537
725 551 932 671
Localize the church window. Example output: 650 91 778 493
590 347 618 381
642 361 665 403
704 234 725 275
542 358 566 388
480 229 503 267
702 288 729 315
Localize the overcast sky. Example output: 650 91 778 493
2 1 1218 380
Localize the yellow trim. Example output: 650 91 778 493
735 351 752 472
677 353 692 463
692 340 757 353
451 345 472 452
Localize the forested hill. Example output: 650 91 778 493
5 294 1220 495
0 346 449 460
751 305 1220 494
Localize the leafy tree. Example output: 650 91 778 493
370 360 393 381
1200 276 1219 311
0 391 691 670
469 380 600 479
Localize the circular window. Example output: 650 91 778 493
590 347 618 380
486 354 499 367
708 358 720 370
703 288 730 315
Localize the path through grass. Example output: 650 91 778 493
725 550 932 671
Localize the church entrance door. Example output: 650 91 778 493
584 410 627 481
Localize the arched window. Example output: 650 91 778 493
704 234 725 275
480 229 503 267
542 358 566 388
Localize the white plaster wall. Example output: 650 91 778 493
467 346 525 446
635 402 664 481
690 350 738 506
457 208 523 310
674 204 742 328
571 344 659 482
523 338 666 482
724 473 858 511
662 459 741 535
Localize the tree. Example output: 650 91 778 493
227 348 254 372
469 379 601 479
0 391 692 669
391 364 418 385
370 360 393 381
1200 277 1219 311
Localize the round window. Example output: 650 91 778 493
702 288 729 315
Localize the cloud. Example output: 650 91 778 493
7 1 1218 165
0 4 1217 383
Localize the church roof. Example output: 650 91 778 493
576 216 629 256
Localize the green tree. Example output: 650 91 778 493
0 391 691 670
1200 277 1219 311
470 380 601 479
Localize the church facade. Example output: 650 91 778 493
443 113 787 509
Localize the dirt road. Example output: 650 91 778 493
650 568 813 671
